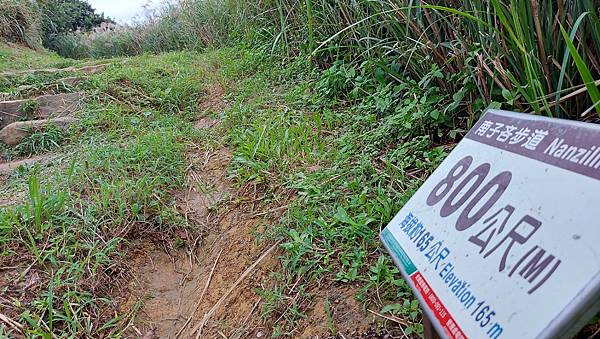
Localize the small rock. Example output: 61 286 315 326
0 117 77 146
256 331 264 337
75 64 107 74
0 153 61 177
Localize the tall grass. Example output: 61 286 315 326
47 0 237 59
0 0 42 49
40 0 600 119
241 0 600 119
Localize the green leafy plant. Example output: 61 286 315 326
19 99 39 117
14 124 64 156
559 21 600 117
324 297 336 336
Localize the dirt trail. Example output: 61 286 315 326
120 81 279 338
121 82 388 339
120 81 277 336
124 141 281 338
0 70 390 338
124 148 386 337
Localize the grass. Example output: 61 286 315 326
1 43 444 337
195 46 453 336
0 50 213 337
4 0 599 119
0 42 70 72
32 0 599 123
0 0 41 49
1 133 186 336
4 43 589 336
0 43 80 94
205 44 599 337
13 124 65 156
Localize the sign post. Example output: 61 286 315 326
381 109 600 338
423 314 441 339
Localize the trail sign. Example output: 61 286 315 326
381 109 600 339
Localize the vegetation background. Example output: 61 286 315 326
0 0 599 337
3 0 599 122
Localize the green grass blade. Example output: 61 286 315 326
556 13 590 116
305 0 314 66
560 23 600 117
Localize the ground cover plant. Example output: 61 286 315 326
210 46 455 337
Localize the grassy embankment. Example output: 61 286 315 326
49 1 600 120
2 41 598 338
0 45 220 336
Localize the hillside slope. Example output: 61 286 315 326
0 43 598 338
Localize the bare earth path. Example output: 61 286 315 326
123 131 280 338
121 94 377 338
0 57 407 338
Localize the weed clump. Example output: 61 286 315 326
0 0 42 48
14 124 65 156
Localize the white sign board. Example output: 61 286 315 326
381 110 600 339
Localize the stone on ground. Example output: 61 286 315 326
0 63 109 77
0 117 77 146
74 64 107 74
0 153 62 177
0 92 81 129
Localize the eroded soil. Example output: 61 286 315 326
0 64 409 338
112 73 412 338
123 143 280 338
121 130 398 339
